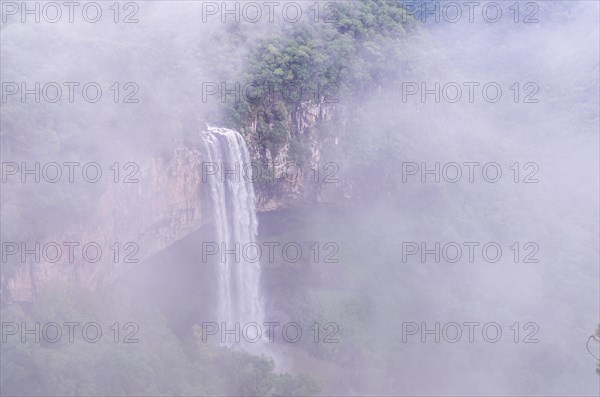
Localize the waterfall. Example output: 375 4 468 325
200 125 264 331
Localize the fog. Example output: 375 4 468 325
1 1 598 396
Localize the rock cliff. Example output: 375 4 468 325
4 105 344 302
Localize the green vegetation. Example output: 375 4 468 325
1 1 422 393
1 0 418 279
0 286 321 396
223 0 417 167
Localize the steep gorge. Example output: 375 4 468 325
3 106 339 302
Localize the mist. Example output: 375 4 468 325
1 1 598 396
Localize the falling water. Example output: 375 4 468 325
201 125 264 331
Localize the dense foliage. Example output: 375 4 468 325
0 0 417 279
1 1 420 394
0 287 321 396
223 0 417 168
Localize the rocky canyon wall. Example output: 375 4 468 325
3 104 345 302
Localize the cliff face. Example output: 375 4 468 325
248 102 345 212
4 105 346 302
5 146 207 302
